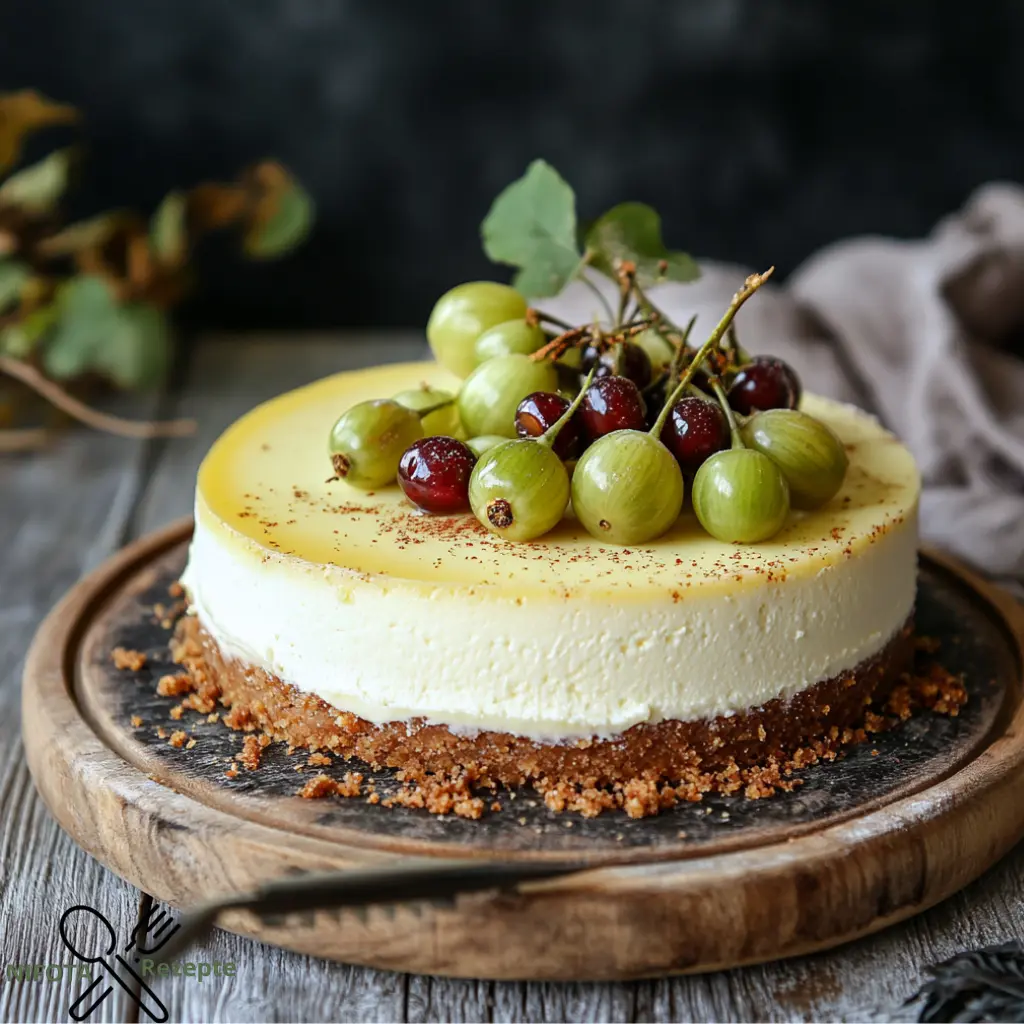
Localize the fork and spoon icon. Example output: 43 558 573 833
59 903 179 1022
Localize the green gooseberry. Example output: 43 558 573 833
691 448 791 543
465 435 508 458
457 353 558 438
469 439 570 542
571 430 684 545
556 346 583 370
633 329 676 376
328 399 423 489
426 282 527 378
473 318 545 365
392 385 462 438
740 409 848 509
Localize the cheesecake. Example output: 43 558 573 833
178 359 920 797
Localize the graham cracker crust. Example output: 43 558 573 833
168 613 918 798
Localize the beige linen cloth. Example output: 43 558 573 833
549 183 1024 598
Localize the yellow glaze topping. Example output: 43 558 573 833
197 360 919 600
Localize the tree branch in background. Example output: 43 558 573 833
0 355 195 438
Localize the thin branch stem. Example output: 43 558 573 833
529 324 591 363
650 268 774 438
0 355 196 439
528 308 575 332
539 367 597 450
711 378 744 449
413 397 456 419
668 314 699 383
616 271 631 327
0 427 52 452
579 273 615 324
726 323 741 365
631 277 680 335
616 317 657 339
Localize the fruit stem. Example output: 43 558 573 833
710 378 745 450
616 266 632 325
579 272 616 324
414 397 456 419
538 367 597 450
630 277 679 336
726 323 741 366
528 316 658 363
667 313 699 384
529 324 591 362
649 268 774 438
617 316 658 338
613 341 625 375
529 307 575 331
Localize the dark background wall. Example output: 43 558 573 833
1 0 1021 329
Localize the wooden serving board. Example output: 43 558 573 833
22 518 1024 981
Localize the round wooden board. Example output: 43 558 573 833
22 518 1024 981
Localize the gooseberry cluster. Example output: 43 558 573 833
327 266 849 546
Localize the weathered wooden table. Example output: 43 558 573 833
3 335 1023 1024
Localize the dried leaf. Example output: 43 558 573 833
150 191 187 265
0 90 77 172
0 148 73 214
187 183 248 232
36 210 138 257
244 161 313 258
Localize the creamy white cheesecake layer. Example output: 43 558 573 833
182 361 920 742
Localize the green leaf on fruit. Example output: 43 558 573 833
481 160 581 298
0 148 72 214
585 202 699 286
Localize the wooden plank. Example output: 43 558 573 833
131 334 424 1023
406 978 494 1023
0 397 159 1024
626 843 1024 1022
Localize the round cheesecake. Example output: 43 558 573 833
180 360 920 787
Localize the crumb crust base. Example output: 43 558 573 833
172 614 915 789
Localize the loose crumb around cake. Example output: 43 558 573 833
299 771 364 799
112 647 146 671
156 673 192 697
239 735 264 771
